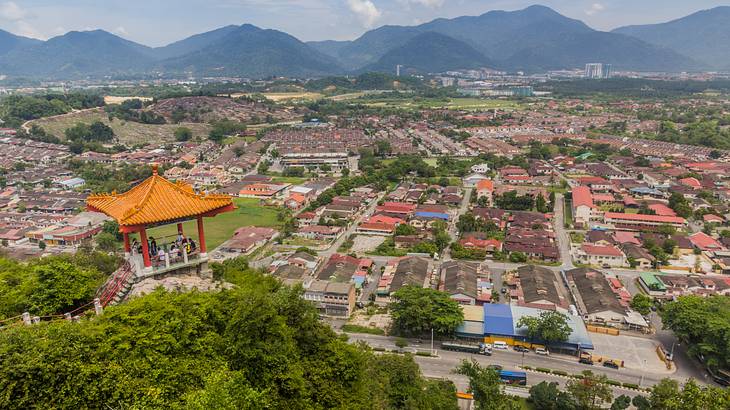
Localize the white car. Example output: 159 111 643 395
493 341 508 350
535 347 550 356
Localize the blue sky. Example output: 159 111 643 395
0 0 727 46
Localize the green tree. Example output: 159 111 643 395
631 395 651 410
529 381 575 410
95 232 118 253
668 192 693 218
630 293 653 316
174 126 193 142
565 370 613 410
395 224 417 236
455 359 520 410
610 395 631 410
509 252 527 263
535 193 549 213
389 286 464 336
516 311 571 344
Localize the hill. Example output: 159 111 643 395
0 30 155 78
330 5 698 72
0 29 41 57
362 32 493 74
613 6 730 69
158 24 343 78
154 25 240 59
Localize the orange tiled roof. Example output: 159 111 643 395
86 166 233 226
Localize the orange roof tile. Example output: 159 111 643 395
86 166 233 226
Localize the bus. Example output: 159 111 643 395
498 370 527 386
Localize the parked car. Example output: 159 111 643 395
493 341 508 350
579 357 594 365
513 345 529 353
534 347 549 356
603 360 620 369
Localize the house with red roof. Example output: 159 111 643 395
575 244 626 267
376 201 416 217
648 203 676 217
603 212 686 230
571 186 595 227
703 214 724 224
689 232 724 251
475 179 494 206
459 236 503 253
678 177 702 190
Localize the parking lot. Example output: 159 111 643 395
590 333 670 373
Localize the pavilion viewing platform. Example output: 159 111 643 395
87 165 235 302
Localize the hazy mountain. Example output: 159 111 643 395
361 32 492 74
330 5 699 72
154 25 240 59
613 6 730 69
0 30 155 78
0 29 41 57
158 24 342 78
306 40 351 60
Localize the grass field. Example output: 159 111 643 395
361 97 522 111
139 198 282 250
32 108 212 145
271 176 309 184
261 92 323 102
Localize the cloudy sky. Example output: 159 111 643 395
0 0 727 46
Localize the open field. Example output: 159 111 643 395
103 96 153 104
137 198 282 250
261 92 323 102
31 108 211 145
361 97 523 111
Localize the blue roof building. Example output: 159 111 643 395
415 211 450 221
455 304 594 353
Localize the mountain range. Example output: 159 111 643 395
0 5 728 79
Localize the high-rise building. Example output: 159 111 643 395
584 63 612 79
396 64 404 77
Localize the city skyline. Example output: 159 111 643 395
0 1 727 46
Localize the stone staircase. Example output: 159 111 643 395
96 260 136 307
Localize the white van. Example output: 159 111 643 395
493 341 508 350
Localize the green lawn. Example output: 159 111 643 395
139 198 282 250
271 176 309 184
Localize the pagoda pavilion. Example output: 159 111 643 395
87 165 234 275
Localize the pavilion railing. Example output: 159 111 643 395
96 260 134 307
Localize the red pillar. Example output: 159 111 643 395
139 228 152 268
177 223 183 236
197 217 207 255
123 232 131 254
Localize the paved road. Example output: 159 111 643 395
552 193 575 271
442 187 472 262
349 333 661 398
319 193 385 257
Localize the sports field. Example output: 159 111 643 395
142 198 282 250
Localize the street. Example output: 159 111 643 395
348 333 657 399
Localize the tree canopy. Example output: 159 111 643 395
389 286 464 336
516 311 571 345
0 268 459 409
660 295 730 371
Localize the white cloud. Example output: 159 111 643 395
347 0 381 27
113 26 129 36
400 0 444 8
0 1 27 21
585 3 605 16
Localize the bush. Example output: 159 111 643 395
341 324 385 336
622 382 640 389
606 380 622 386
373 347 386 352
535 367 551 373
552 370 568 376
522 366 532 370
415 351 433 357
